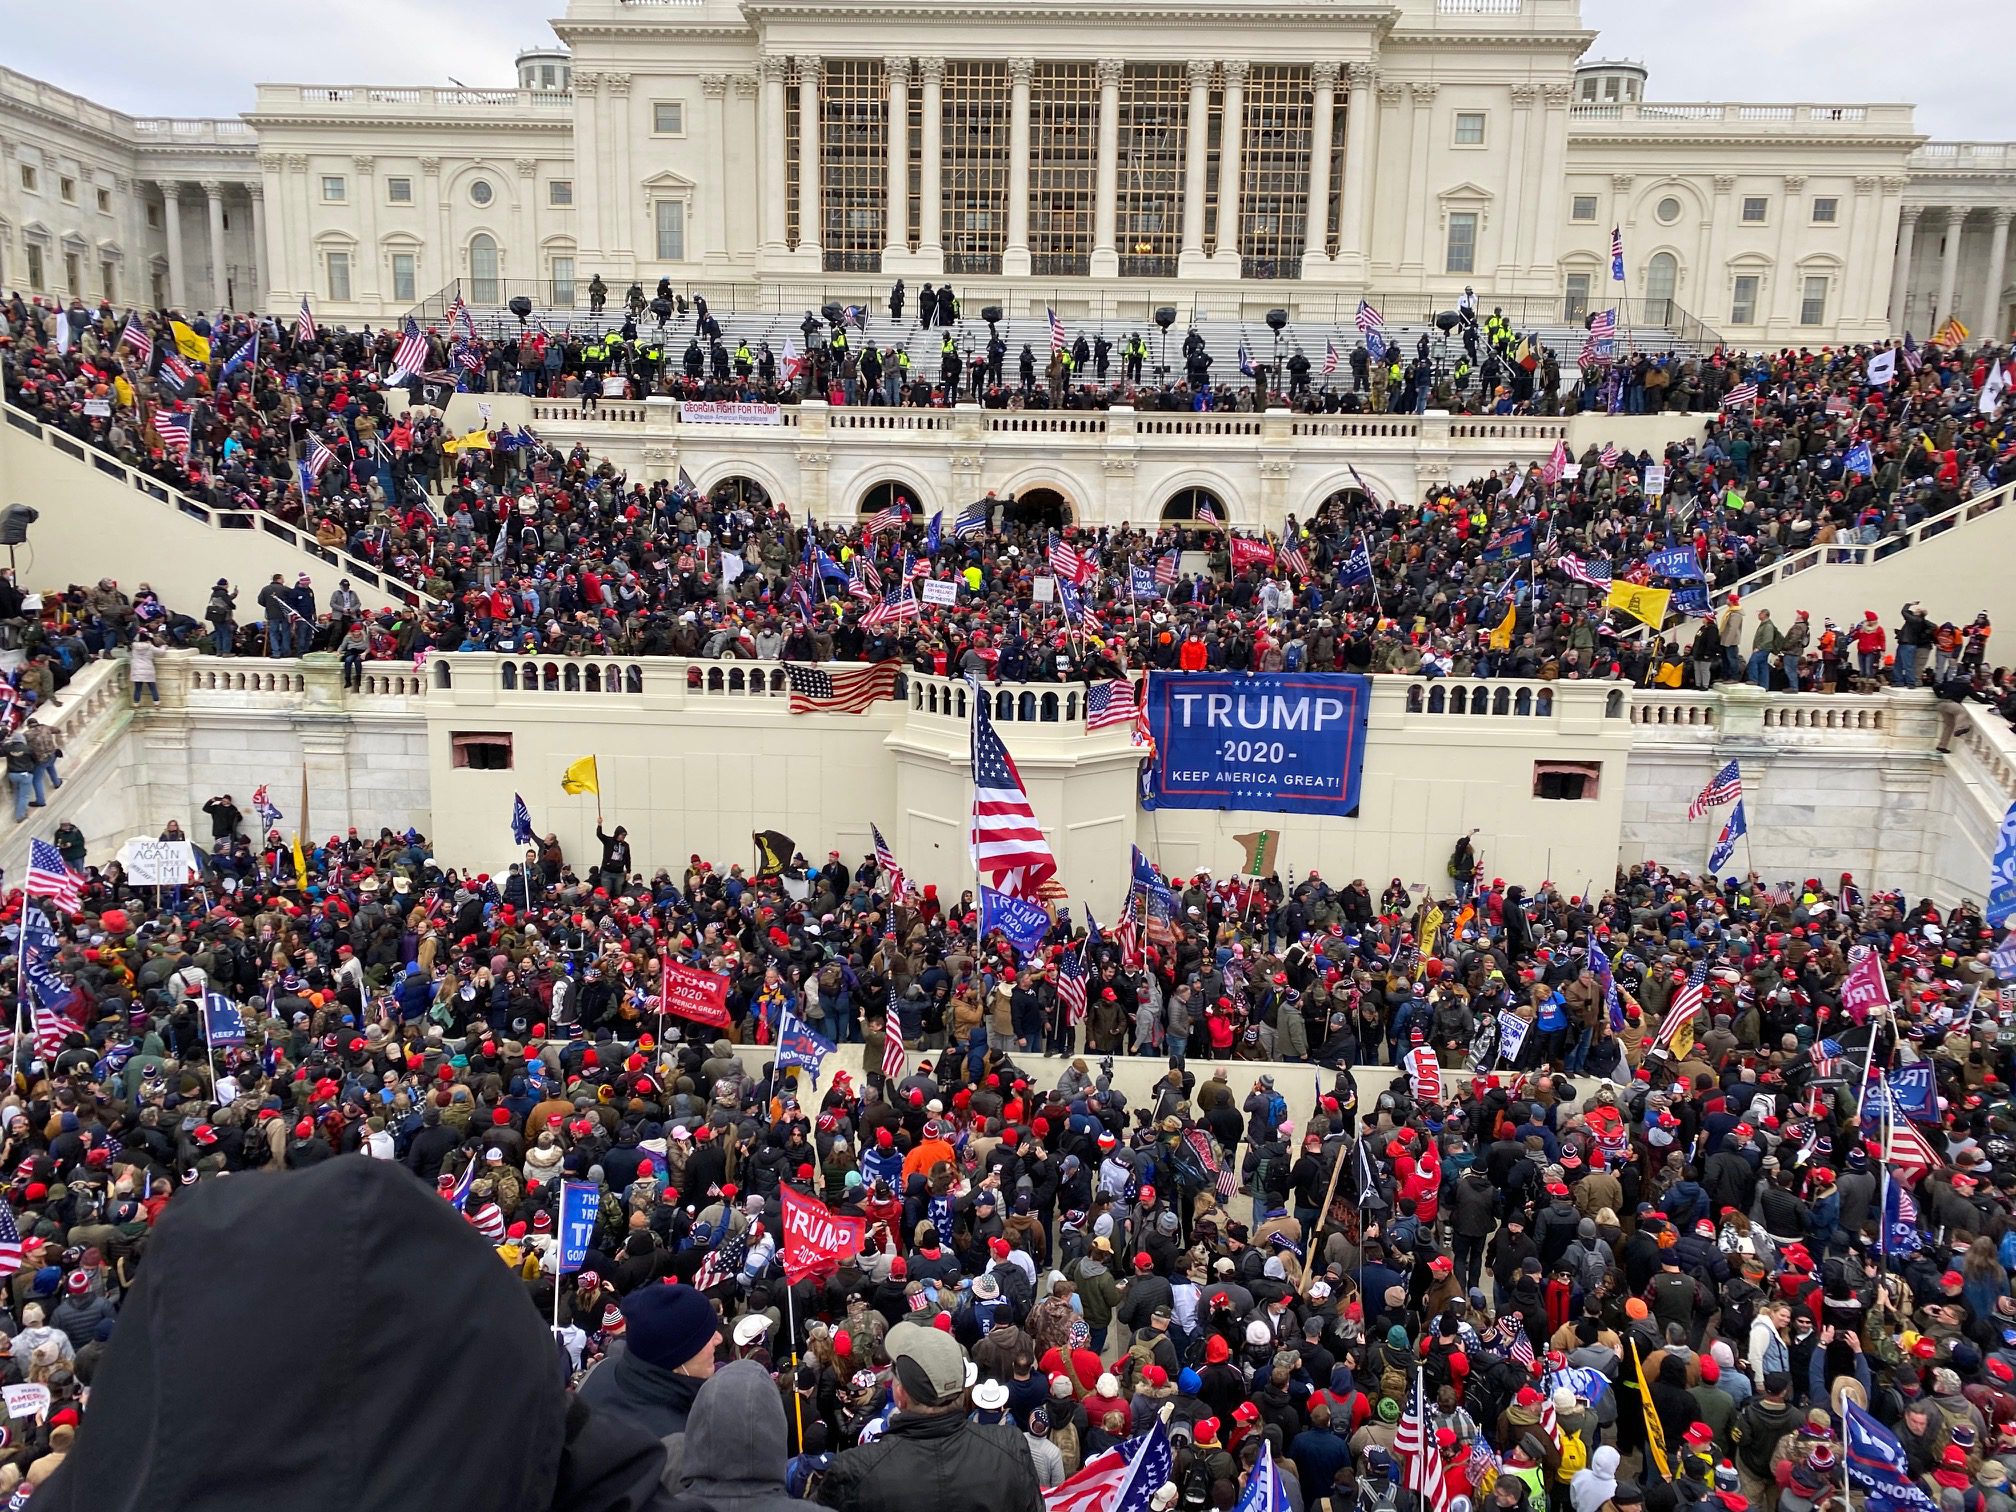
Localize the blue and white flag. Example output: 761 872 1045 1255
1883 1062 1938 1122
1989 800 2016 931
1644 544 1705 581
511 793 536 848
219 329 258 380
1708 798 1748 874
1128 565 1165 599
1883 1169 1924 1257
558 1180 599 1273
1992 933 2016 979
1339 535 1374 589
776 1003 836 1086
1481 524 1535 564
202 991 248 1048
1610 226 1625 282
1844 441 1875 476
1672 583 1713 618
1497 1010 1531 1064
925 511 942 556
1588 939 1625 1033
1233 1439 1292 1512
1844 1401 1939 1512
979 886 1051 956
1543 1366 1611 1407
1237 341 1255 378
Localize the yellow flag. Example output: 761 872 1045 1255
1605 582 1672 631
1415 904 1445 980
561 755 600 796
169 320 211 365
1630 1339 1671 1479
443 429 493 454
1488 600 1517 651
113 374 134 409
292 834 308 889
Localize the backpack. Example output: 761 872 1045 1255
1266 1092 1288 1129
1554 1427 1588 1484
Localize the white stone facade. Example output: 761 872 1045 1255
2 1 2012 344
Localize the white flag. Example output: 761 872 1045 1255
720 549 745 587
1497 1010 1532 1065
1980 361 2009 414
1865 348 1897 387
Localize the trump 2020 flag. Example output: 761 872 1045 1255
511 793 536 848
1844 1401 1939 1512
202 991 248 1048
776 1003 836 1087
1497 1010 1531 1065
979 885 1051 957
1883 1169 1923 1257
1883 1062 1937 1122
1403 1045 1443 1103
1234 1440 1293 1512
1707 798 1747 874
558 1180 599 1274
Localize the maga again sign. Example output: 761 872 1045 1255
1144 671 1370 816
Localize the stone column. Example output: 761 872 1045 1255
796 58 824 258
247 183 266 308
1003 57 1034 276
256 157 284 301
1399 83 1436 276
1091 59 1122 278
917 58 945 266
515 158 539 287
572 71 603 270
759 55 790 257
200 180 228 310
1300 62 1338 278
1211 62 1248 267
1769 175 1805 331
1888 204 1921 333
1935 207 1964 328
1703 174 1735 323
1334 64 1377 283
607 75 634 260
347 160 377 306
732 75 761 257
701 76 732 264
1529 83 1573 282
1179 61 1213 274
1842 175 1880 335
883 58 911 263
160 183 187 311
1503 84 1535 277
1983 207 2013 339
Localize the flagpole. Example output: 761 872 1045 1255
1851 995 1886 1126
785 1275 807 1452
9 885 24 1093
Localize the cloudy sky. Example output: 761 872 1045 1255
8 0 2015 141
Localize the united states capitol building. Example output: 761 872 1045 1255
2 0 2014 347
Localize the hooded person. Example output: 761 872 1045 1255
672 1359 806 1512
36 1159 675 1512
1570 1443 1621 1512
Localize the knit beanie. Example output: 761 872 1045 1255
621 1283 719 1372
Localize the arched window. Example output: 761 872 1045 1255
563 663 581 692
857 480 922 519
1159 486 1228 528
1645 251 1678 325
470 233 500 303
499 662 516 690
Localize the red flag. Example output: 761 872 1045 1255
659 959 731 1028
1840 948 1891 1026
1404 1046 1444 1103
780 1186 866 1283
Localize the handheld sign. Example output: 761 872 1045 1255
558 1180 599 1275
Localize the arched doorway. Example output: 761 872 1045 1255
1311 486 1376 525
1645 251 1678 326
707 475 771 509
857 479 924 519
1159 486 1228 528
1003 487 1073 531
470 233 500 304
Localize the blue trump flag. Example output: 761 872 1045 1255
1844 1401 1939 1512
1129 565 1165 599
1143 671 1370 816
1708 798 1748 874
511 793 535 848
979 886 1051 956
1990 800 2016 930
1233 1441 1291 1512
202 991 247 1048
1645 544 1705 581
776 1002 836 1086
926 511 942 555
1339 535 1374 589
557 1179 599 1274
1480 524 1535 564
1671 583 1713 618
1994 933 2016 979
1883 1171 1924 1257
1883 1062 1937 1122
1844 441 1875 476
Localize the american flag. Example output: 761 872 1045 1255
306 435 339 477
1722 382 1760 408
784 660 901 714
1589 309 1617 341
295 295 318 342
1599 443 1621 467
953 500 991 539
1047 307 1068 354
1154 550 1180 587
1395 1369 1454 1512
1194 498 1219 525
862 582 920 628
1181 1125 1238 1203
449 294 477 342
970 690 1058 898
1558 554 1613 589
871 822 916 901
848 553 880 603
440 1159 475 1211
693 1226 751 1291
26 839 82 915
1278 535 1311 580
1086 679 1139 731
1610 226 1625 280
1810 1038 1845 1078
865 504 908 536
1056 944 1088 1025
0 1199 21 1278
1508 1329 1537 1370
1688 759 1743 820
1113 888 1142 967
389 317 429 382
119 312 152 363
1048 534 1096 585
32 995 71 1063
1656 958 1710 1055
1322 339 1339 376
1355 298 1384 341
881 956 907 1082
1882 1118 1943 1182
1044 1422 1171 1512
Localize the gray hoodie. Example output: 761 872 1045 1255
673 1359 803 1512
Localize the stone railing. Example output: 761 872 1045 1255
1910 142 2016 173
162 654 428 714
1569 102 1911 129
1950 701 2016 810
255 84 574 112
0 656 133 883
1718 477 2016 602
1630 685 1942 749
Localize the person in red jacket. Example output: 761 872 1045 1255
1852 610 1887 680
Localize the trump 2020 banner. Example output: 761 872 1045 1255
1143 672 1370 816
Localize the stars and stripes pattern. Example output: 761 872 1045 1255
1558 554 1614 589
1044 1422 1172 1512
881 959 907 1082
1048 534 1096 586
1609 225 1625 280
441 1160 475 1211
0 1199 22 1278
1278 535 1311 580
1154 550 1180 587
1056 945 1088 1026
1194 498 1219 526
1688 759 1743 820
1355 298 1384 341
389 317 429 382
119 313 153 363
1395 1370 1454 1512
449 294 477 342
865 504 909 536
861 581 920 628
953 499 991 539
1881 1118 1943 1183
783 660 902 714
27 839 83 915
1588 309 1617 341
970 691 1058 899
1181 1125 1239 1203
847 553 880 604
693 1226 751 1291
1322 339 1339 376
1599 442 1621 467
1086 679 1139 732
1722 382 1760 408
306 435 339 477
1810 1038 1845 1079
1656 958 1710 1055
1047 307 1068 353
1113 888 1143 967
1507 1329 1537 1370
871 823 917 901
295 295 318 342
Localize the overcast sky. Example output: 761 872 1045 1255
9 0 2015 141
